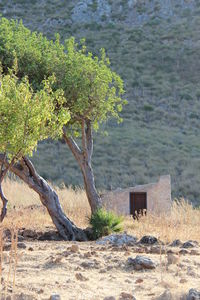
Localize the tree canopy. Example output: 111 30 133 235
0 18 126 135
0 71 70 162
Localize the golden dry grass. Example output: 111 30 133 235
2 178 90 229
125 199 200 243
2 178 200 243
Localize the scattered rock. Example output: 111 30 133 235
180 278 187 284
75 273 88 281
186 289 200 300
83 251 91 258
22 229 37 239
104 297 116 300
17 242 26 249
81 261 98 269
96 233 137 246
3 243 11 251
170 239 182 247
149 246 161 254
182 241 198 248
135 278 143 284
119 292 136 300
17 235 25 242
99 269 106 273
179 249 189 255
154 289 173 300
5 293 37 300
3 242 26 251
187 266 196 277
167 253 179 265
190 249 199 255
139 235 158 245
127 255 156 270
70 244 79 253
37 289 44 294
38 231 63 241
49 295 61 300
28 247 34 251
169 240 183 247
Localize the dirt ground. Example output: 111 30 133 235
1 231 200 300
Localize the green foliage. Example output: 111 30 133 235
0 71 70 161
63 38 126 134
0 18 66 89
89 208 123 239
0 18 126 138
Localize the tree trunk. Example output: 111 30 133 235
63 120 102 214
81 161 102 214
0 154 87 241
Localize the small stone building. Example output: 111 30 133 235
102 175 172 216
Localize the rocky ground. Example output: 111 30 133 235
0 232 200 300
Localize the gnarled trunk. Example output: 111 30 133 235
0 154 87 241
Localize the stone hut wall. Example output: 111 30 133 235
102 175 171 215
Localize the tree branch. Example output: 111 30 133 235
86 120 93 162
62 130 83 164
81 119 88 161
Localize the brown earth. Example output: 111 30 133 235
1 231 200 300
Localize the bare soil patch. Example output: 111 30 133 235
0 231 200 300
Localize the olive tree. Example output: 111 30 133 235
61 38 125 212
0 71 86 240
0 18 126 217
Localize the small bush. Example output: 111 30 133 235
89 208 123 239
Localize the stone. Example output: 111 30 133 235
190 249 199 255
38 231 63 241
70 244 79 253
170 239 182 247
96 233 137 246
127 255 156 270
17 242 26 249
22 229 37 239
9 294 36 300
150 246 164 254
186 289 200 300
135 278 143 284
3 242 26 251
81 261 97 269
179 249 189 255
180 278 187 284
167 253 179 265
155 289 173 300
49 295 61 300
75 273 88 281
104 297 116 300
139 235 158 245
182 241 198 248
119 292 136 300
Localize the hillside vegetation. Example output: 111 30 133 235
1 0 200 204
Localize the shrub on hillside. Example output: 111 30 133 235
89 208 123 239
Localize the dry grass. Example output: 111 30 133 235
2 178 90 229
2 178 200 243
0 226 18 297
124 199 200 243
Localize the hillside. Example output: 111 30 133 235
1 0 200 205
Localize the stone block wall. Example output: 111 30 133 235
102 175 171 215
